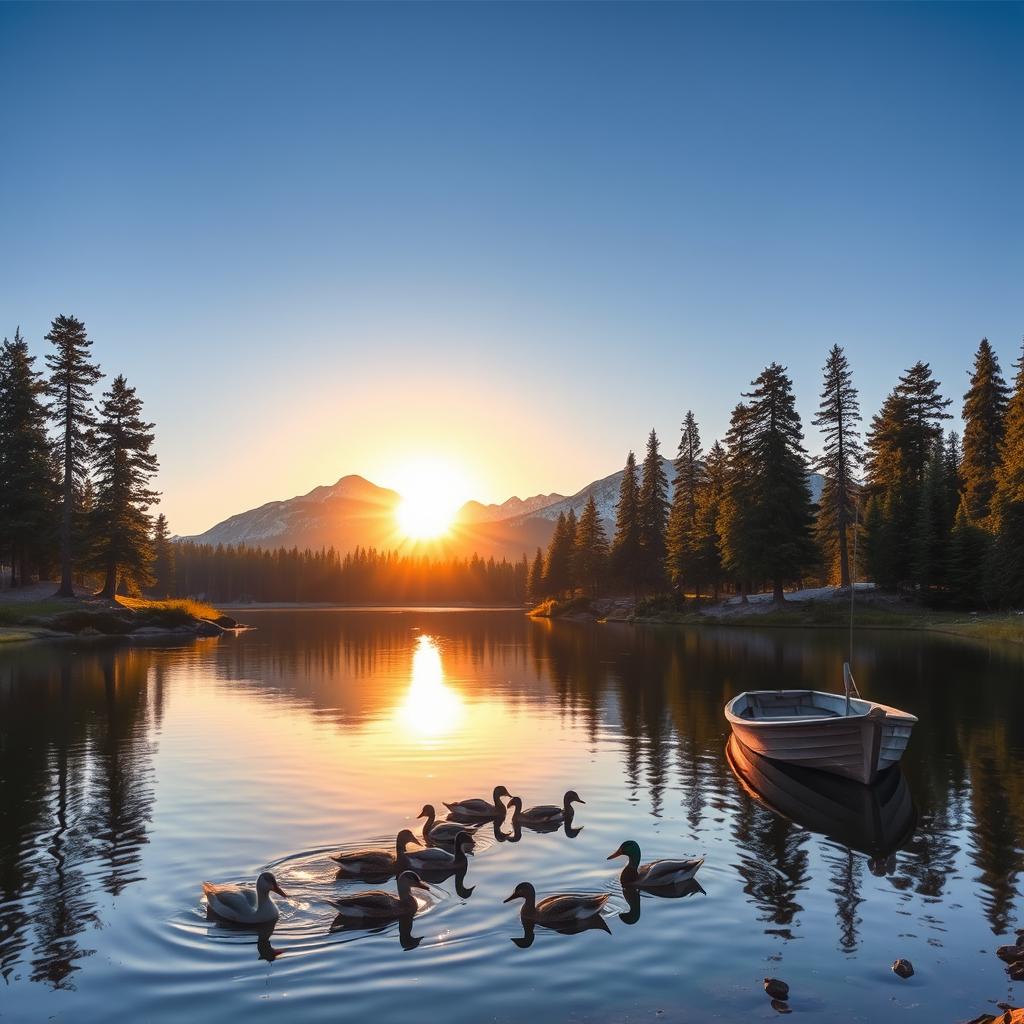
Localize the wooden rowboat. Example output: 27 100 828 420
723 664 917 785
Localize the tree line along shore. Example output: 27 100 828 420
526 339 1024 634
2 316 1023 641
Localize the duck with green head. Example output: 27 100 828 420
608 840 704 888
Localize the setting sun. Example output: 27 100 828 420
393 458 470 540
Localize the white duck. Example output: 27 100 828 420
202 871 288 925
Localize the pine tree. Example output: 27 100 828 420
666 411 704 596
611 451 642 593
151 512 175 597
911 436 954 595
948 498 990 607
961 338 1009 525
527 547 545 603
45 315 102 596
864 362 951 588
573 493 609 598
0 329 56 584
812 344 862 587
637 429 669 591
89 375 159 597
895 360 952 483
543 511 574 599
989 340 1024 606
718 403 757 598
743 363 818 602
694 440 726 599
991 340 1024 530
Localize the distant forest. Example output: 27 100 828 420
2 316 1022 608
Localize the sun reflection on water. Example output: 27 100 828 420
396 635 463 742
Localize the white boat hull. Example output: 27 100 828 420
724 689 917 785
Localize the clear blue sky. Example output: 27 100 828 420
1 2 1021 534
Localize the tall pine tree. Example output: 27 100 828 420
637 429 669 592
961 337 1009 525
743 363 817 602
0 329 56 584
611 451 642 594
989 340 1024 605
666 411 704 596
573 493 609 598
45 315 102 596
543 510 575 599
694 440 726 599
718 403 757 599
812 344 862 587
527 547 545 603
89 375 159 597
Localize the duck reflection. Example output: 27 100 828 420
511 914 611 948
618 879 706 926
329 913 423 951
726 736 917 860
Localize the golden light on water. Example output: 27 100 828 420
396 635 464 741
393 457 469 540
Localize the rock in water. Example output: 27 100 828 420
1008 961 1024 981
763 978 789 1000
997 946 1024 963
892 959 914 979
770 999 792 1014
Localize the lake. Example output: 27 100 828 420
2 610 1023 1022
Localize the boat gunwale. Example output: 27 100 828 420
724 689 918 729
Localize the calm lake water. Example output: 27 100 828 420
2 610 1024 1022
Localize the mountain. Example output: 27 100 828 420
457 492 566 524
181 475 402 551
181 467 826 560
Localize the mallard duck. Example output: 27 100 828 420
444 785 510 820
418 804 477 847
202 871 288 925
607 840 704 887
330 828 420 877
503 881 608 924
330 870 430 920
403 831 474 872
508 790 584 826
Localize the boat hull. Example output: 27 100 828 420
724 689 917 785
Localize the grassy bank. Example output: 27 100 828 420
0 589 231 642
530 593 1024 645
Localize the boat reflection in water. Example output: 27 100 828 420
726 735 917 872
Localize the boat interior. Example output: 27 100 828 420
731 689 871 721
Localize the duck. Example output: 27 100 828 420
330 828 420 877
508 790 584 827
503 881 608 924
202 871 288 925
403 831 474 872
330 870 430 921
444 785 511 820
418 804 477 847
607 840 704 888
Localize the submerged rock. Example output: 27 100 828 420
892 958 914 979
1008 962 1024 982
764 978 789 1000
997 946 1024 963
770 999 792 1014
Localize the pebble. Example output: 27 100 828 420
764 978 790 1000
892 959 914 979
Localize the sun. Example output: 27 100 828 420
393 458 469 540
